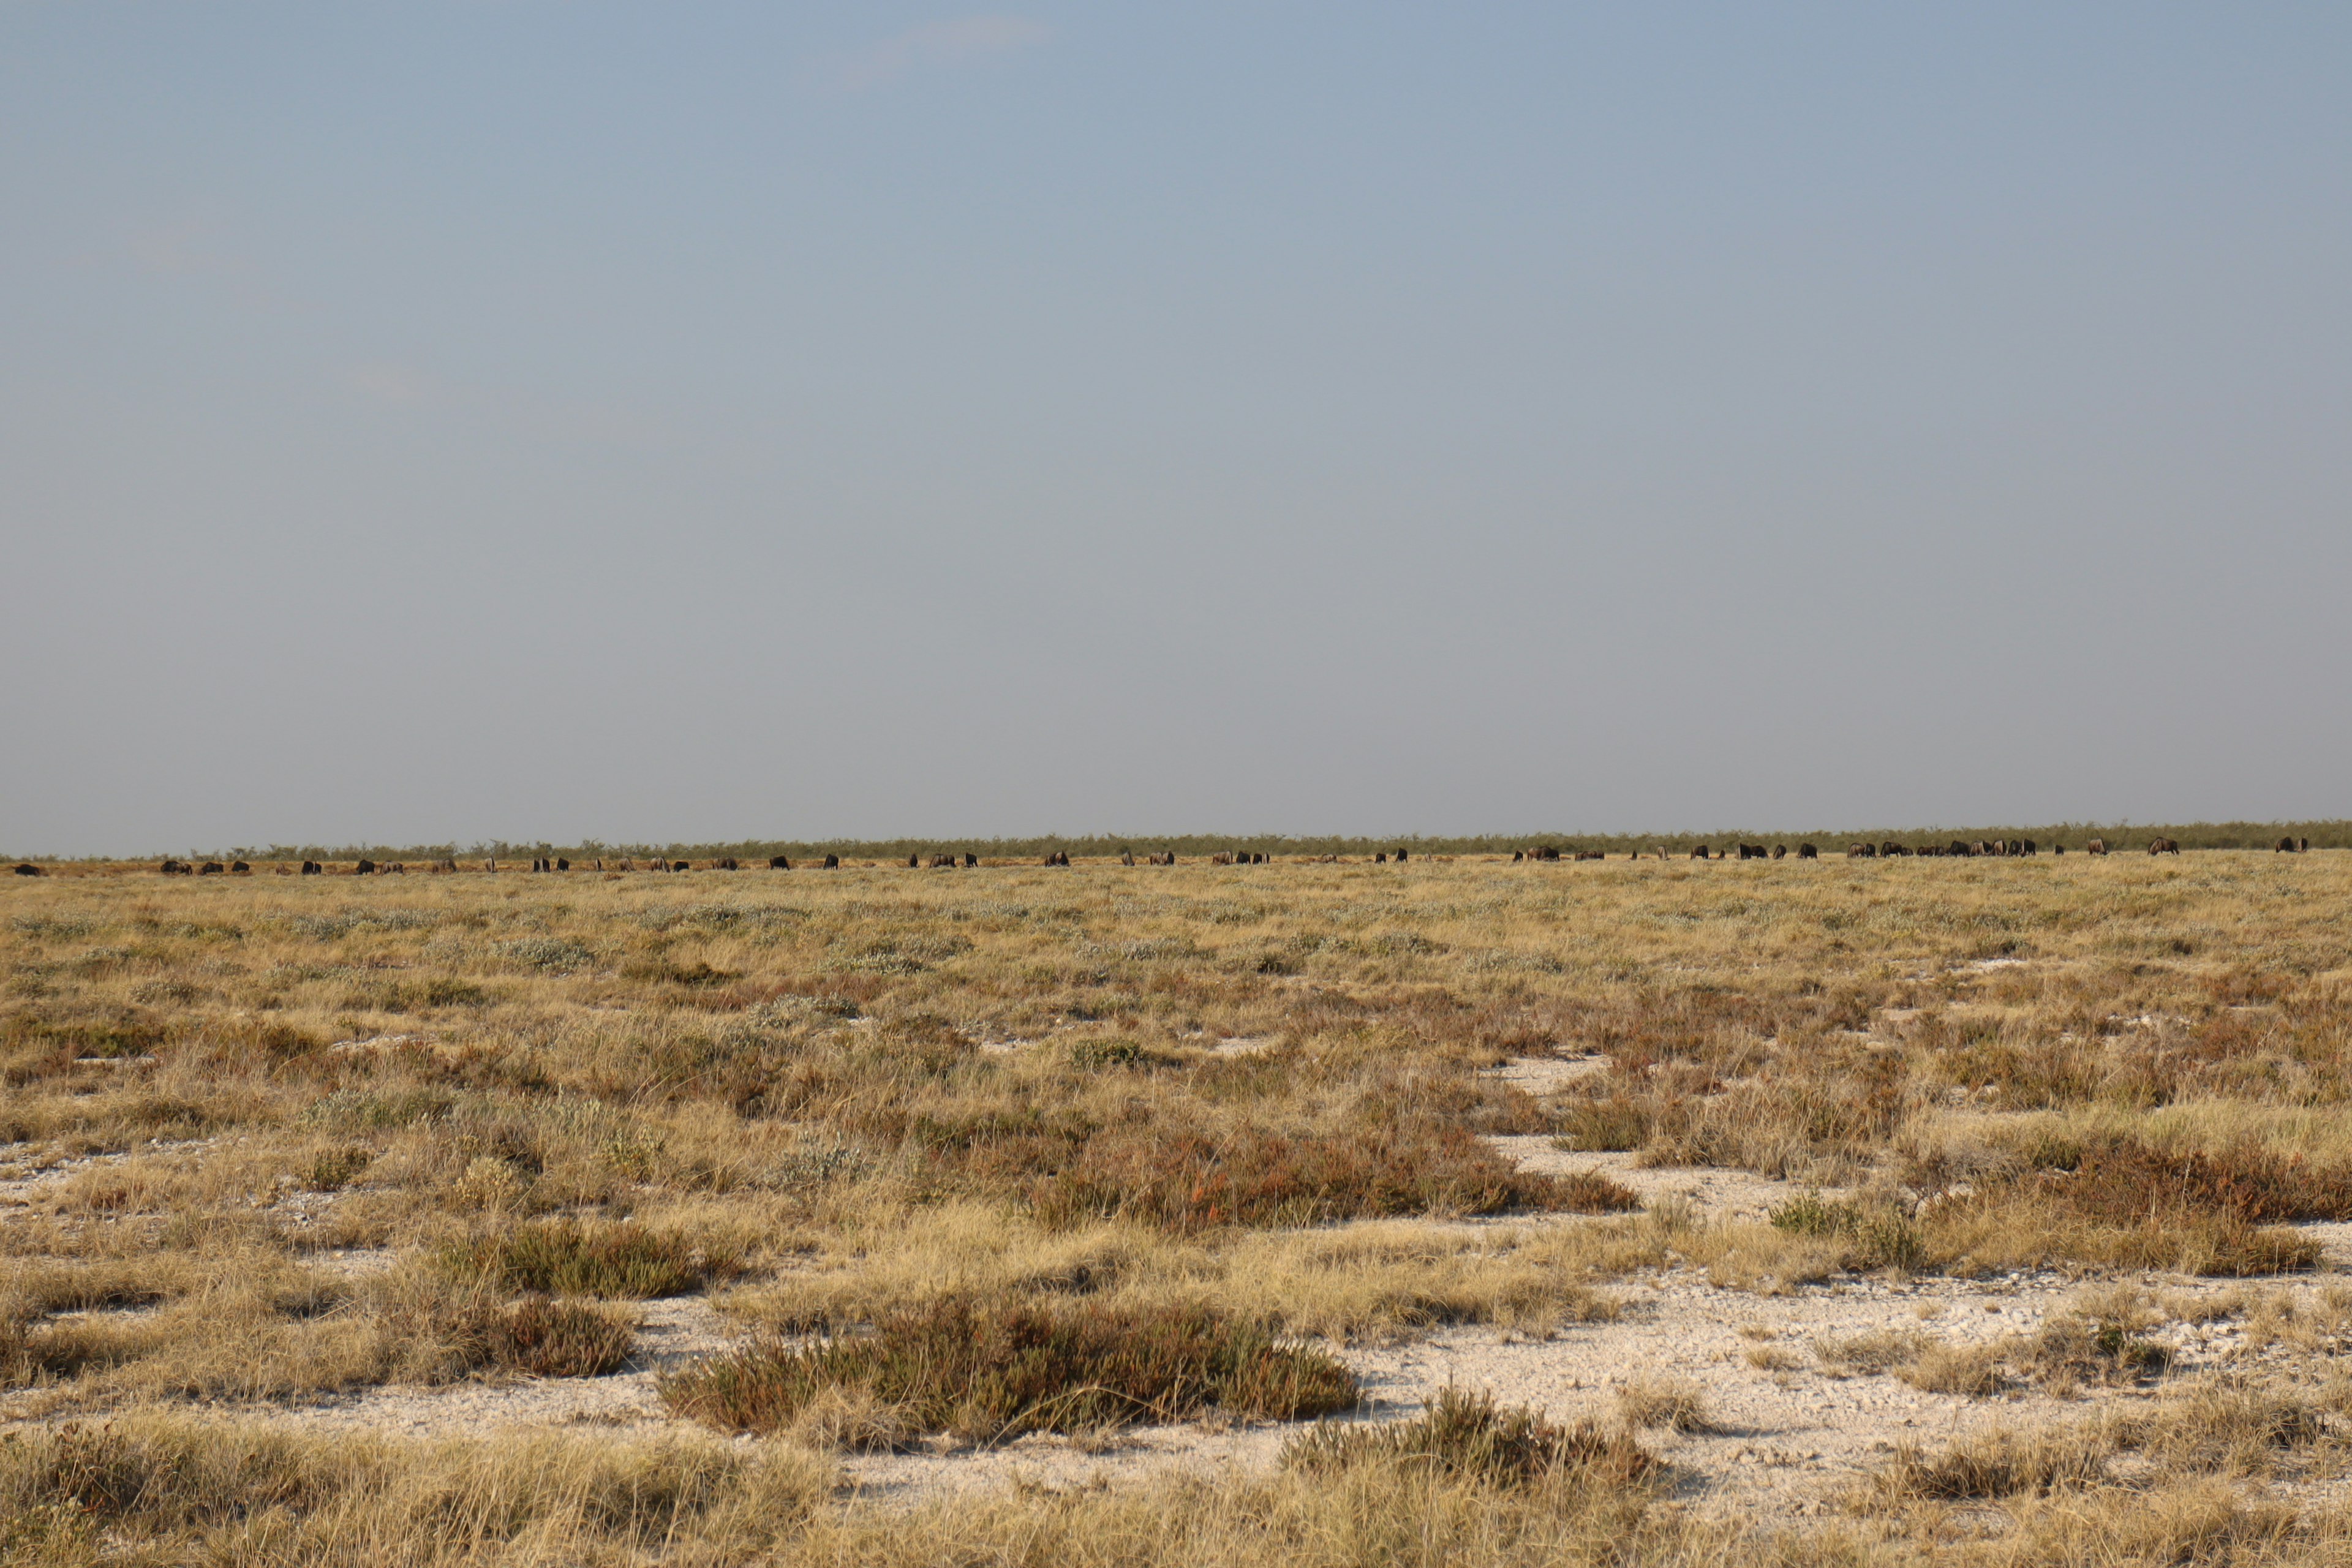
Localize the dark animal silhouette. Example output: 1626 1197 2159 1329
2277 837 2299 853
355 859 377 875
1771 845 1787 859
159 860 186 875
2150 837 2181 855
2087 839 2108 856
823 854 840 869
199 862 224 875
556 858 569 871
1510 850 1523 862
230 861 251 874
2301 838 2311 853
2054 844 2066 854
1797 843 1818 859
930 854 955 869
715 858 739 870
1848 843 1874 858
770 856 792 869
1738 844 1766 861
1374 851 1387 863
300 861 322 875
908 854 922 868
1690 846 1709 859
13 863 42 876
1121 851 1137 865
1394 848 1409 862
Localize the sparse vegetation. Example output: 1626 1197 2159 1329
5 848 2352 1561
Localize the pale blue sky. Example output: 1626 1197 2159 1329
5 4 2348 854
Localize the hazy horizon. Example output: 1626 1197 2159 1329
7 5 2348 857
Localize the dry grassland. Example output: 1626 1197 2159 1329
6 851 2352 1564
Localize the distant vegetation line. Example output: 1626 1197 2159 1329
15 820 2348 863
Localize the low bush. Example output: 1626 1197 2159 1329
2035 1137 2352 1224
1552 1097 1651 1152
1030 1123 1634 1234
1285 1387 1657 1489
436 1219 740 1298
662 1298 1358 1444
1768 1192 1925 1272
480 1297 638 1378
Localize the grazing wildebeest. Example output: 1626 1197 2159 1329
1736 843 1765 860
159 860 184 875
1797 843 1818 859
2087 839 2108 856
13 863 42 876
1950 842 1973 858
300 861 322 875
1510 850 1523 862
907 854 922 869
2277 837 2299 853
930 854 953 869
1395 849 1409 862
230 861 251 875
665 860 686 872
355 859 377 875
2150 837 2181 855
199 862 224 875
1878 842 1901 858
2301 838 2311 853
1848 843 1874 858
770 856 791 869
1157 852 1176 865
1577 850 1605 861
556 858 569 871
715 858 738 870
823 854 840 869
1374 852 1387 863
1212 852 1235 865
1122 851 1137 865
1690 846 1709 860
1771 845 1787 859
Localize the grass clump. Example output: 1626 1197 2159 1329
1767 1191 1925 1272
477 1297 638 1378
1286 1387 1658 1488
662 1298 1358 1445
435 1218 739 1298
1030 1124 1633 1234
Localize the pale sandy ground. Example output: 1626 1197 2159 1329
10 1058 2352 1517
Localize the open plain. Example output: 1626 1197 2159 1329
6 850 2352 1565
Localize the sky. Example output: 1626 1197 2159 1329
4 3 2348 854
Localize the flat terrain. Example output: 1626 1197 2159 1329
6 851 2352 1565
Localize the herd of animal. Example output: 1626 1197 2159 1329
0 837 2323 879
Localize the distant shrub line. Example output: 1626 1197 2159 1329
29 818 2352 863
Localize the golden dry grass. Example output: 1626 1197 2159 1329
4 850 2351 1562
